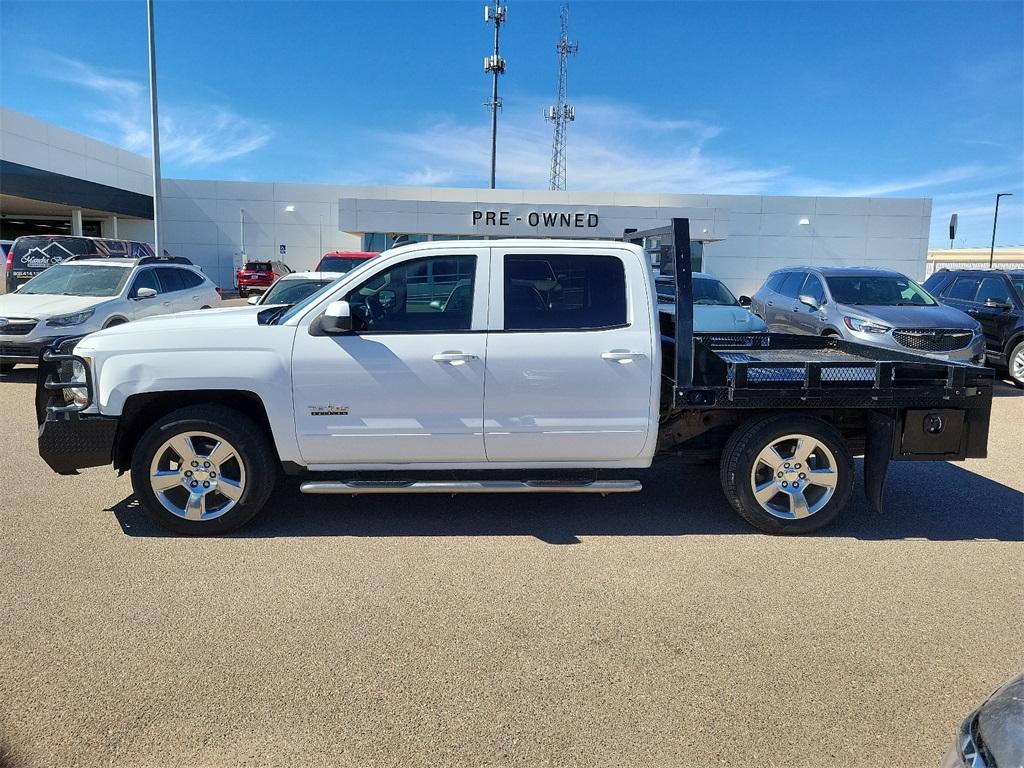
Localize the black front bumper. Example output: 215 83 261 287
1 339 47 363
38 415 118 474
35 336 117 475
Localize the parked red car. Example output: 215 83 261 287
236 259 291 297
313 251 378 275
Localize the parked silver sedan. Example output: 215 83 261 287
750 266 985 363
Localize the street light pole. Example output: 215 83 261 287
989 193 1013 268
146 0 163 257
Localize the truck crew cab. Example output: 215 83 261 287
36 221 993 536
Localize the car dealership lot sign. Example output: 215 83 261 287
340 197 724 241
472 209 599 229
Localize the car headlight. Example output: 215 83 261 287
46 309 96 327
843 316 891 334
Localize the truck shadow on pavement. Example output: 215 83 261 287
108 459 1023 543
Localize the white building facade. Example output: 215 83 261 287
2 108 932 296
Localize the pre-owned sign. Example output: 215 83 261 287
472 210 599 228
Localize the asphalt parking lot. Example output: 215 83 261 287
0 367 1021 768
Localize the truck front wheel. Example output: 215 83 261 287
130 405 278 535
719 414 853 534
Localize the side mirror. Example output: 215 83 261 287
798 294 819 311
984 298 1011 311
738 295 752 307
318 299 352 334
135 287 157 300
247 295 260 305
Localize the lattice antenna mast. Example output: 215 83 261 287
483 1 508 190
545 4 578 191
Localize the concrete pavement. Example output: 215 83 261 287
0 368 1021 767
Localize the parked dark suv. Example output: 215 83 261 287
923 269 1024 387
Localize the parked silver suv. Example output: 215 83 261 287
750 266 985 363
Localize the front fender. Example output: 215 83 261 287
92 346 301 463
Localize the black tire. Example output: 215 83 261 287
130 404 278 535
0 362 16 374
238 288 247 298
719 413 854 534
1008 340 1024 388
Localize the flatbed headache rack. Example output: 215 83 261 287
626 218 994 413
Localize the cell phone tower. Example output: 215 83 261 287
545 4 578 191
483 1 508 190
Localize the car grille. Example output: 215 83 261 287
0 343 36 357
892 328 973 352
0 319 38 336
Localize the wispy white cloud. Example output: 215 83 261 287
370 97 785 193
788 165 996 198
43 55 271 166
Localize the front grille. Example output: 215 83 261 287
892 328 972 352
0 343 36 357
0 320 38 336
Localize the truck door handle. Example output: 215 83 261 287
432 352 477 365
601 351 645 364
766 301 774 307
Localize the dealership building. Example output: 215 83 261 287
1 107 934 295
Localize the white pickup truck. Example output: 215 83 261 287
36 220 994 536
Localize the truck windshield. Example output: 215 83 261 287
19 264 131 297
825 275 935 306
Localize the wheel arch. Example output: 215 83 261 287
114 390 279 471
103 315 129 328
1003 329 1024 360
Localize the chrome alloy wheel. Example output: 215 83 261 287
148 431 246 521
749 433 839 520
1013 346 1024 383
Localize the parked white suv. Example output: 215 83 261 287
0 255 220 371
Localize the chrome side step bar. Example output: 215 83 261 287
299 479 642 495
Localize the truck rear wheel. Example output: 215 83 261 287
130 405 277 535
719 414 853 534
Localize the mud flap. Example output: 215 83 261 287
864 411 895 513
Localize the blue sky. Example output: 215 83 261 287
2 1 1021 246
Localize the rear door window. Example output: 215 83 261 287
946 276 981 301
503 254 626 331
156 267 186 293
975 277 1012 305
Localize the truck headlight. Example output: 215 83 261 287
46 309 96 327
843 316 891 334
70 357 91 406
